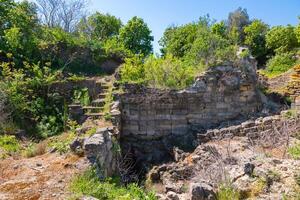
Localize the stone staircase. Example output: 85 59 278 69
68 79 111 122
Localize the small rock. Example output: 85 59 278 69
166 191 179 200
190 182 216 200
80 196 99 200
36 163 42 167
244 163 255 176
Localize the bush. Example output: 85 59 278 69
23 141 47 158
217 184 240 200
0 135 20 157
119 55 197 90
0 61 66 138
69 167 157 200
144 55 196 89
288 143 300 159
264 52 297 77
119 55 145 85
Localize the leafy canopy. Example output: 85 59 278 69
119 16 153 56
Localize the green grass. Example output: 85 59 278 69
288 143 300 159
217 184 240 200
69 168 157 200
0 135 20 157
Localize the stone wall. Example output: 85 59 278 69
119 59 263 164
198 110 300 143
49 79 102 102
288 64 300 110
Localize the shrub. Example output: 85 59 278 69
288 143 300 159
23 141 47 158
72 87 90 106
144 55 196 89
0 62 66 138
264 52 297 77
0 135 20 156
217 184 240 200
70 168 157 200
119 55 145 84
119 54 197 90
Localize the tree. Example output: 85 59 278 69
159 23 198 57
266 25 298 53
36 0 87 32
77 12 122 40
119 16 153 56
227 7 250 44
212 21 226 37
244 19 269 64
296 17 300 44
0 0 40 63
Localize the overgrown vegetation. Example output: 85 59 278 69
288 143 300 159
216 184 240 200
69 167 157 200
0 135 20 158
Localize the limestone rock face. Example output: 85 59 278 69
83 127 116 177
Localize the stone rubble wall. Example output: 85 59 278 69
287 64 300 110
49 79 102 102
120 61 262 140
199 111 300 143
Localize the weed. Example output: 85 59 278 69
288 143 300 159
217 184 240 200
0 135 20 156
23 141 47 158
69 167 157 200
85 127 97 136
48 132 76 154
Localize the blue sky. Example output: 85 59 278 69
88 0 300 53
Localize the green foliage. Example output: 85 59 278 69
160 23 198 57
119 55 146 84
264 52 296 77
72 88 90 106
217 184 240 200
244 20 269 63
119 55 197 89
48 131 76 154
266 25 299 53
288 143 300 159
0 135 20 155
296 21 300 44
212 21 226 37
0 61 65 138
69 167 157 200
144 55 196 89
77 12 122 41
119 16 154 56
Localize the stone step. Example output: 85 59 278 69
84 113 104 117
82 106 104 111
92 99 106 106
68 104 82 108
98 93 108 98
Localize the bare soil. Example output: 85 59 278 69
0 153 89 200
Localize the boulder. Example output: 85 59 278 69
83 127 116 177
70 138 84 156
190 182 216 200
166 191 180 200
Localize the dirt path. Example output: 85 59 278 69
0 153 89 200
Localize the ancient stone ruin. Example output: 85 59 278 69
118 59 264 166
